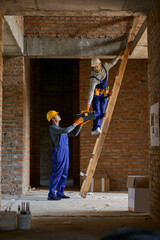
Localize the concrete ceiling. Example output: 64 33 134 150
2 0 154 58
0 0 155 16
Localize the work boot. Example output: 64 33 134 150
47 196 61 200
60 195 70 199
97 127 102 134
91 127 101 135
91 128 98 135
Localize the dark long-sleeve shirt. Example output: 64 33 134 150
49 123 82 147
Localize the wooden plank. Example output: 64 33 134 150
128 16 140 43
80 17 139 198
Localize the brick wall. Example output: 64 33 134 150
79 59 149 190
24 16 146 40
148 0 160 222
24 16 133 39
23 58 31 191
2 57 30 194
0 12 4 209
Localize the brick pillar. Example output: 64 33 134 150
23 58 31 192
2 57 30 194
148 0 160 223
0 12 4 209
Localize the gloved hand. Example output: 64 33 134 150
81 104 90 114
86 104 90 112
74 117 84 126
80 120 90 126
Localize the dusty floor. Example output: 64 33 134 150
0 216 160 240
1 190 160 239
1 189 129 217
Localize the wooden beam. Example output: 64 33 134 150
80 17 139 198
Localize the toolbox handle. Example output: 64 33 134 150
81 110 89 114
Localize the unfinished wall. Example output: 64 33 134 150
24 16 133 38
0 12 4 208
24 16 150 191
148 0 160 222
79 59 149 190
2 57 30 194
23 58 31 191
24 16 136 58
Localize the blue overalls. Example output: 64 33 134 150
91 65 108 131
48 134 69 198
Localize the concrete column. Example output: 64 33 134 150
0 11 4 210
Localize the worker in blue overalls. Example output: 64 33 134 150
86 53 123 135
46 110 84 200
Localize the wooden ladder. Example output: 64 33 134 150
80 17 139 198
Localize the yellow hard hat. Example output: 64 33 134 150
46 110 59 122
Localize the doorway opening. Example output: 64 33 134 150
30 58 80 190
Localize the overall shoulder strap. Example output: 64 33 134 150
102 64 108 75
90 76 101 82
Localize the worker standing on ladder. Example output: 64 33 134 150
86 53 123 135
46 110 84 200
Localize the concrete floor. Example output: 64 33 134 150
1 190 160 240
2 189 130 217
